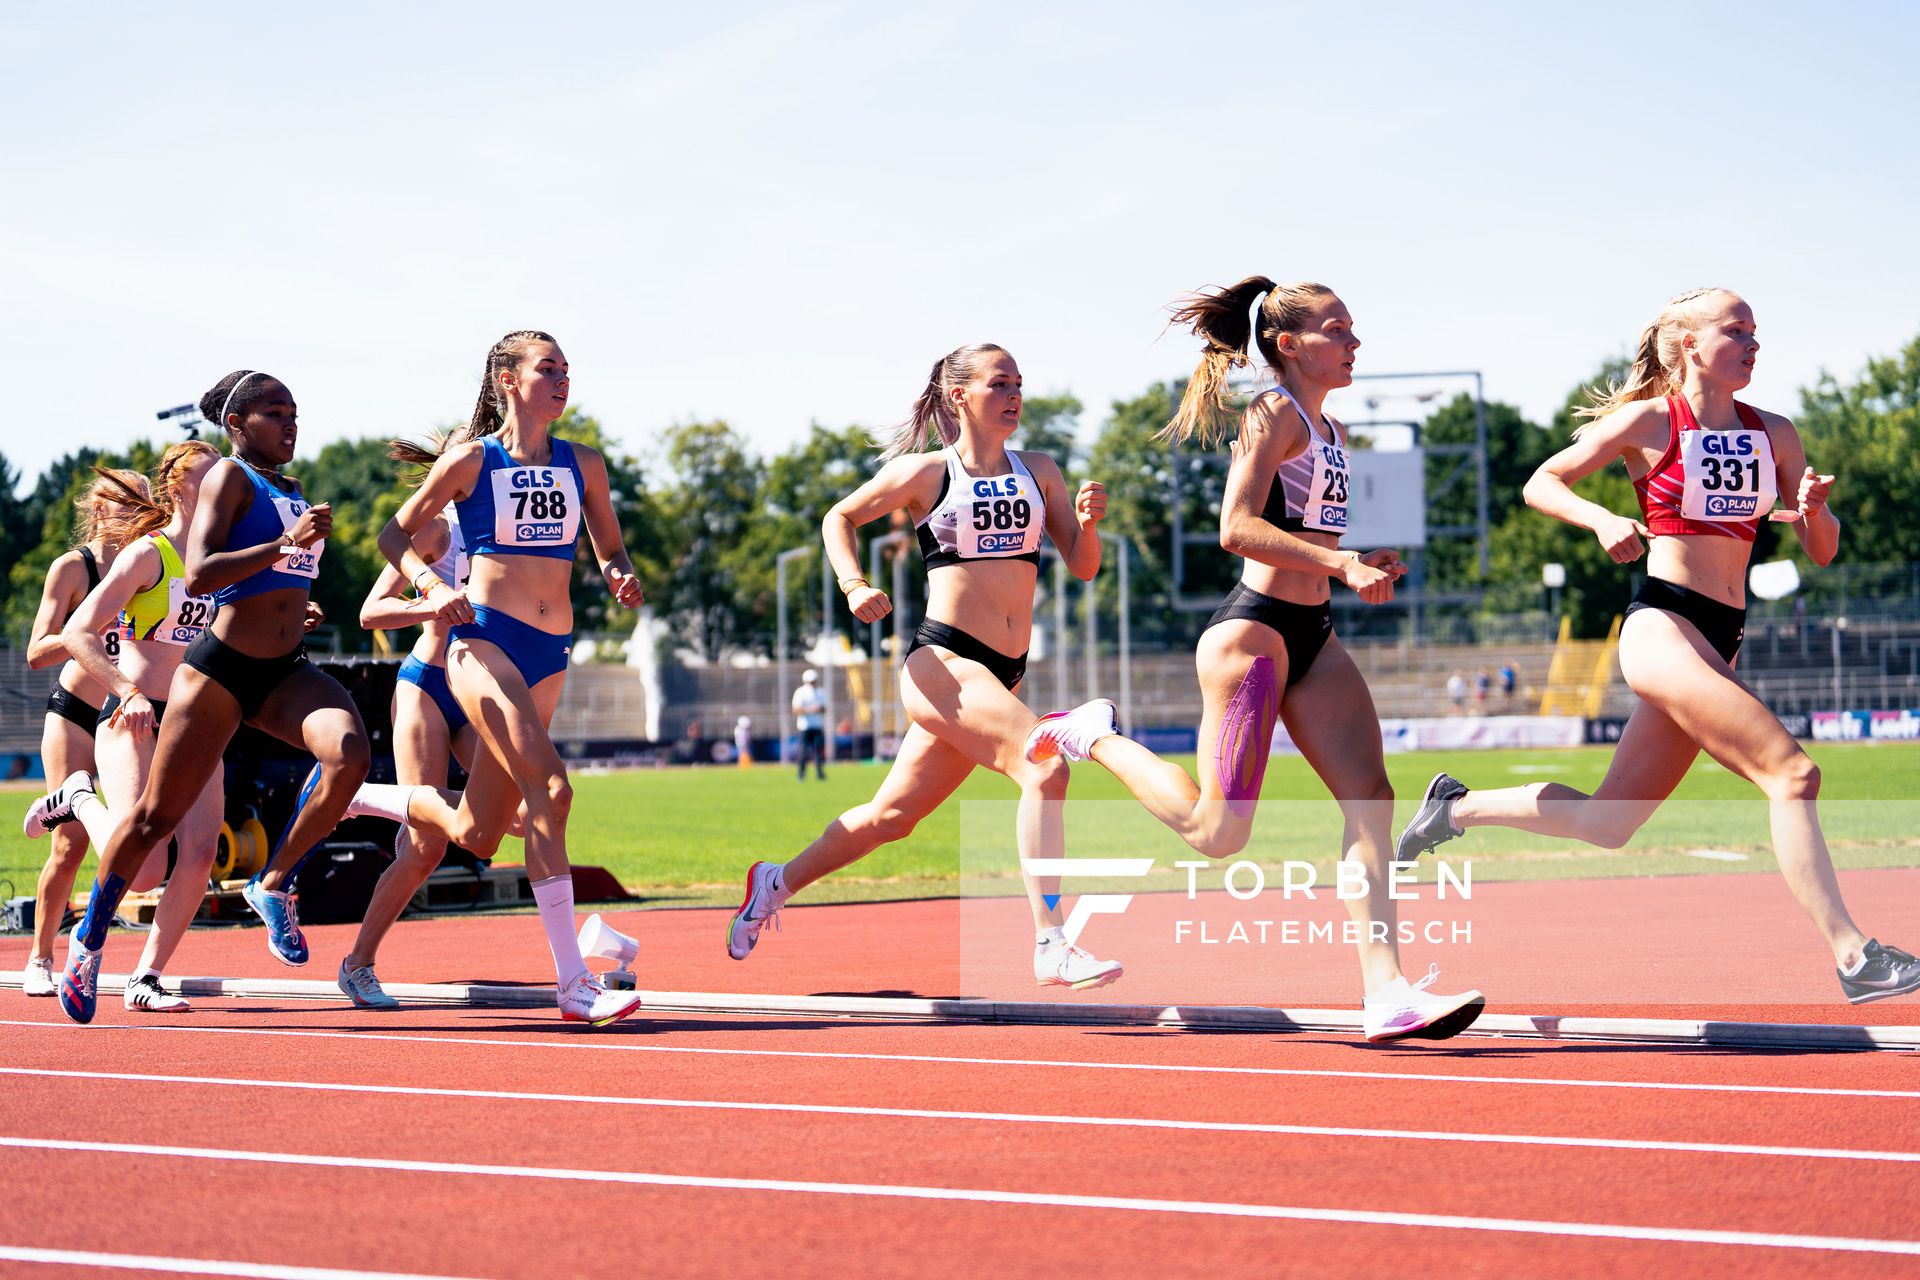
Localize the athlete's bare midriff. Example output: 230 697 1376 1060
409 616 454 666
57 657 110 705
924 561 1038 657
1238 525 1339 607
466 554 575 636
116 637 188 702
212 586 313 658
1646 535 1752 609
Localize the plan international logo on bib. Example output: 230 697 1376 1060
977 532 1027 553
1698 434 1762 518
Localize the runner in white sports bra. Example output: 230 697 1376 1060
1026 277 1484 1044
725 343 1128 992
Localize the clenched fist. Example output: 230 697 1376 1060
1074 480 1107 528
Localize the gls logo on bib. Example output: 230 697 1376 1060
1681 428 1776 523
493 465 581 547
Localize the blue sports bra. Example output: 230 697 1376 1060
214 457 326 607
455 436 585 562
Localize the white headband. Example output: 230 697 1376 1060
213 371 264 430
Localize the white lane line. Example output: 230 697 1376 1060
4 1137 1916 1257
0 1244 485 1279
1687 850 1752 863
2 1018 1913 1101
6 1065 1914 1165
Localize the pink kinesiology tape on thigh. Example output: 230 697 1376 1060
1215 655 1280 803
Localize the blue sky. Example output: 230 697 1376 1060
4 2 1916 487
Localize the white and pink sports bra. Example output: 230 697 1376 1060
914 449 1046 570
1259 389 1350 535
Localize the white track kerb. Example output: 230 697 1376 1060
3 970 1916 1051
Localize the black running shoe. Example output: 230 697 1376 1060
1839 940 1920 1004
1396 772 1468 860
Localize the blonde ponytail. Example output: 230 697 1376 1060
1575 288 1736 430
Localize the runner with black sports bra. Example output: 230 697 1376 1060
340 330 647 1027
17 472 143 997
1025 278 1483 1042
725 343 1126 992
55 370 371 1023
1397 288 1920 1004
27 443 222 1012
337 506 519 1010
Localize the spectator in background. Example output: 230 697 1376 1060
1473 667 1490 711
734 715 753 769
1499 663 1517 706
792 669 826 781
1447 669 1467 714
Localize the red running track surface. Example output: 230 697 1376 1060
2 870 1918 1278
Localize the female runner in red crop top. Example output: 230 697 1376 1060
1398 288 1919 1004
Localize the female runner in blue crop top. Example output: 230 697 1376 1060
56 371 370 1022
350 330 647 1027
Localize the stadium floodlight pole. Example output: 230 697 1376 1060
1100 532 1132 733
822 551 836 762
775 544 811 764
868 531 909 753
1054 555 1069 709
1833 616 1848 715
1084 559 1097 703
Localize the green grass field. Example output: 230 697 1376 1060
3 742 1915 910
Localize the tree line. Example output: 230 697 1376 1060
5 334 1916 657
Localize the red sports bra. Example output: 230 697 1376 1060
1633 394 1777 542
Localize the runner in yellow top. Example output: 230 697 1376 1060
26 442 224 1011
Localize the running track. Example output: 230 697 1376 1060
3 871 1918 1279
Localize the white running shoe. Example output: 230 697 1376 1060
338 960 400 1011
726 861 785 961
123 974 190 1012
1035 939 1125 991
21 956 56 996
1361 964 1486 1043
23 771 94 840
1023 699 1119 764
557 972 644 1027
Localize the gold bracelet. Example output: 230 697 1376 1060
838 576 869 594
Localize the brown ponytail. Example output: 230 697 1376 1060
1162 277 1335 447
877 343 1008 461
390 329 557 480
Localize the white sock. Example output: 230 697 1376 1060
72 788 116 851
1036 925 1066 948
532 874 589 988
349 783 417 823
130 966 155 984
770 862 795 906
1841 950 1869 977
